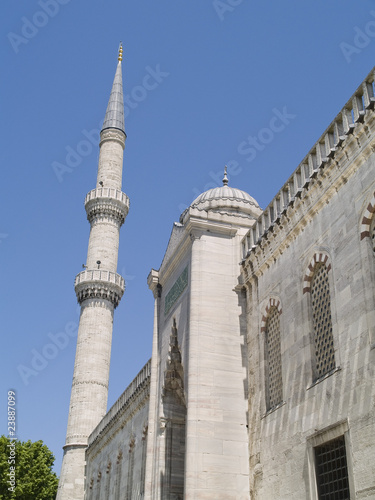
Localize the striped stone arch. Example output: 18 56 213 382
260 298 282 333
303 252 332 294
360 191 375 240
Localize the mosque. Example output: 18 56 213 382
56 45 375 499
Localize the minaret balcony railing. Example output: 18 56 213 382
74 269 125 308
85 187 130 225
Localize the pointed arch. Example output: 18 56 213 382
161 318 186 499
114 451 123 500
260 297 282 333
104 461 111 498
126 437 135 500
261 298 283 411
140 424 148 497
95 470 102 500
360 190 375 240
303 252 332 294
304 254 335 380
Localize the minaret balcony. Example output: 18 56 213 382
74 269 125 308
85 187 130 225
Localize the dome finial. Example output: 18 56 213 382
118 42 123 62
222 165 229 186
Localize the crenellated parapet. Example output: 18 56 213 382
241 66 375 278
74 269 125 307
85 187 129 226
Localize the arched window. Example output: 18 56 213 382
87 477 94 500
140 426 148 497
95 471 102 500
264 306 283 410
126 438 135 500
114 451 123 500
311 262 335 380
104 462 111 498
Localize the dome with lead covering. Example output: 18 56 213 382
180 167 261 221
191 185 258 207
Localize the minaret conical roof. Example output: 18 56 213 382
101 45 125 133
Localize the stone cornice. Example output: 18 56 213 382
241 94 375 282
86 383 150 460
85 188 129 226
158 216 243 287
147 269 161 298
74 269 125 308
86 360 151 458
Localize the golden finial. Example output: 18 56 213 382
118 42 123 62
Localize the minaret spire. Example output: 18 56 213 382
57 46 129 500
102 43 125 134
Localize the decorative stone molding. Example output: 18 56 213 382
162 319 186 406
63 435 89 447
85 188 129 226
99 128 126 148
74 269 125 307
87 360 151 451
147 269 161 298
72 379 109 389
260 298 282 333
303 253 332 294
159 417 168 432
241 67 375 272
142 424 148 441
116 451 123 464
164 266 188 316
360 190 375 240
128 436 135 453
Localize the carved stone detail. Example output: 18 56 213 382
85 188 129 226
74 269 125 308
99 128 126 148
162 319 186 406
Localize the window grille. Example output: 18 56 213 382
265 306 283 410
311 263 335 379
315 436 350 499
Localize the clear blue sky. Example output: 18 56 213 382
1 0 375 474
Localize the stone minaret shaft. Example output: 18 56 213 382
57 46 128 500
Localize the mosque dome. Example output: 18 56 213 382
180 167 261 222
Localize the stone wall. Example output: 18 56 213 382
85 361 151 500
241 71 375 499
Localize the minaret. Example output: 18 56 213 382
57 45 129 500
